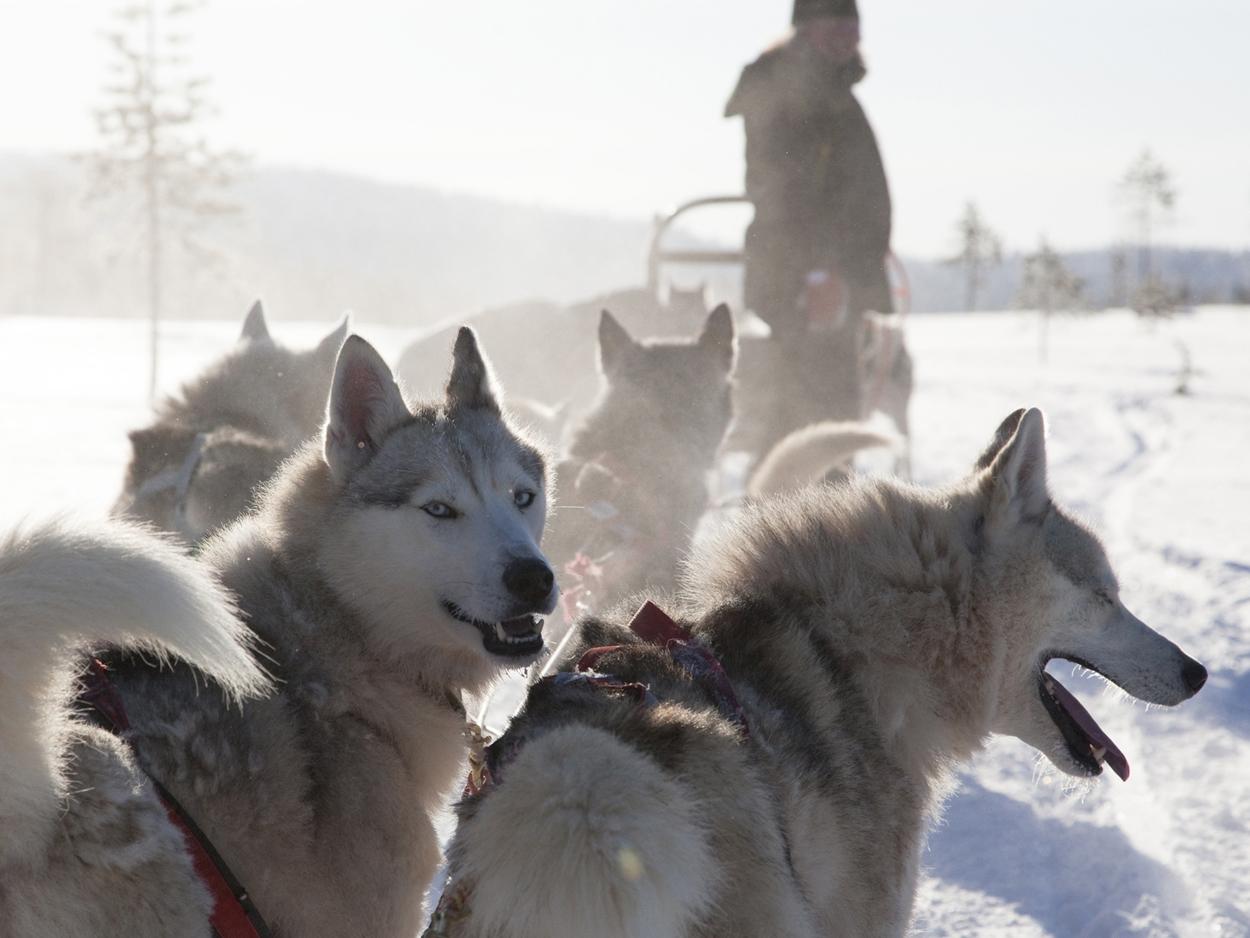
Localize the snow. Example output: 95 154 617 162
2 307 1246 935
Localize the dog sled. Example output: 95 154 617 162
647 193 913 471
645 193 912 317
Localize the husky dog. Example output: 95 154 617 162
74 329 554 937
0 518 268 938
545 305 736 606
746 419 898 497
435 407 1206 938
396 287 711 422
114 300 348 543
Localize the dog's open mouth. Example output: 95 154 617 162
1038 661 1129 781
442 601 545 658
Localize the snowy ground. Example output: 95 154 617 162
1 307 1246 935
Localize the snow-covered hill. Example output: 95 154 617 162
1 307 1245 935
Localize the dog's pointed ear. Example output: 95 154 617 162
446 326 502 413
974 408 1027 471
983 407 1049 522
697 303 737 372
324 335 410 483
240 300 270 343
598 309 635 376
316 313 351 362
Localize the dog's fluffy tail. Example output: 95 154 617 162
748 420 898 497
0 516 268 864
450 725 716 938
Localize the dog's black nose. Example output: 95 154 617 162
503 558 555 607
1181 658 1208 695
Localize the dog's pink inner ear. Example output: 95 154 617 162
991 408 1049 517
326 337 408 477
339 357 389 449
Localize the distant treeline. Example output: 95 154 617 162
1 153 1246 324
904 248 1250 313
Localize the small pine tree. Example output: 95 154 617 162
1118 150 1177 318
944 202 1002 311
1109 247 1129 308
1017 239 1085 363
87 0 244 399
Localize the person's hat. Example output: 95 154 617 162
792 0 859 25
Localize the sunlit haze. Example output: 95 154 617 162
3 0 1247 257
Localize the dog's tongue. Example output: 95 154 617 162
1047 675 1130 781
500 615 541 637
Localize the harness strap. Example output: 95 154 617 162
578 602 750 737
82 659 272 938
135 431 209 540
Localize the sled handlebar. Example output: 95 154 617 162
647 193 910 316
646 195 750 295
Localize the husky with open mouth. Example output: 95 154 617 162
433 407 1205 938
58 328 555 937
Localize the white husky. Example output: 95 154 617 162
433 407 1206 938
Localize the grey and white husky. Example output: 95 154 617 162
434 407 1206 938
114 300 348 543
1 329 556 937
545 304 736 607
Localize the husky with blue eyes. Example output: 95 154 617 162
81 327 557 938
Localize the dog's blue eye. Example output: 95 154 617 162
514 489 536 509
422 501 458 519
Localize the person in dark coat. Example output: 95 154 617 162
726 0 893 337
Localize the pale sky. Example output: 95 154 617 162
2 0 1248 257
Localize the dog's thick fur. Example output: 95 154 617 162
114 301 348 543
0 517 268 938
544 305 737 605
12 329 556 937
438 408 1206 938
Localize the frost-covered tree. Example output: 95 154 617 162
1017 239 1085 362
945 202 1002 311
1118 150 1177 318
88 0 244 398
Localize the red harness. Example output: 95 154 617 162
82 659 271 938
577 600 750 737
